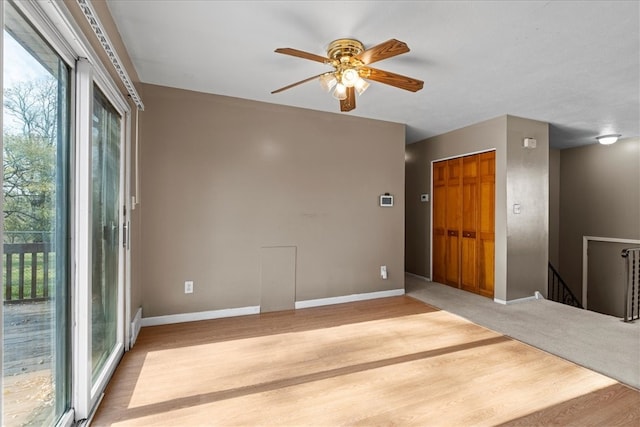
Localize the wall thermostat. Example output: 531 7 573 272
380 193 393 207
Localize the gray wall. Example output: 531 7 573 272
505 116 549 300
558 137 640 303
549 148 560 268
587 240 629 317
139 84 406 317
405 115 549 301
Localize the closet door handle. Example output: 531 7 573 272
448 230 458 237
462 231 476 238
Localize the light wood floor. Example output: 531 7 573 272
91 296 640 426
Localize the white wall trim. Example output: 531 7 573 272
405 272 431 282
494 294 539 305
130 307 142 347
582 236 640 309
142 290 406 327
295 288 405 309
141 306 260 327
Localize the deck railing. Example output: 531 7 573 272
4 242 53 303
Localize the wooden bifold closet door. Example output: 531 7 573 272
433 151 495 298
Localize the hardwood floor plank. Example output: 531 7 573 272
91 296 639 426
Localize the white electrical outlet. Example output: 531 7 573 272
381 266 388 279
184 280 194 294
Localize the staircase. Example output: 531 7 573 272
548 263 583 309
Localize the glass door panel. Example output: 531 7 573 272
90 87 121 381
2 1 70 425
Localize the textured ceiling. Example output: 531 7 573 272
106 1 639 148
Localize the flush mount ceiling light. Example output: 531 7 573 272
271 38 424 112
596 134 621 145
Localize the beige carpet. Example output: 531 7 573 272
405 274 640 389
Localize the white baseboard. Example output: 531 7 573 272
141 289 406 327
494 294 539 305
130 307 142 347
141 305 260 327
295 288 405 309
405 272 431 282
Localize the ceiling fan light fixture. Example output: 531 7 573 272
332 83 347 100
319 73 337 92
341 68 360 88
272 38 424 112
354 77 370 95
596 134 620 145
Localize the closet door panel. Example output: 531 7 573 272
478 239 495 297
461 237 477 290
461 155 479 291
445 232 460 286
445 158 462 287
432 161 447 283
477 151 495 297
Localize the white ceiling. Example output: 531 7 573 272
106 1 639 148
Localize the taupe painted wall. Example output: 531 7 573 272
587 240 629 317
549 148 560 268
405 115 549 301
140 84 405 317
505 116 549 300
559 138 640 302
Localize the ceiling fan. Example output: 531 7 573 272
271 38 424 112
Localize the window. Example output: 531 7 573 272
2 1 71 425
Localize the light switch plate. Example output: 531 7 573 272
184 281 194 294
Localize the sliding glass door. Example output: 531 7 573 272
91 86 122 382
2 2 71 425
3 1 131 423
73 60 127 417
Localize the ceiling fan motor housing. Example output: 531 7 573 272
327 38 367 81
328 39 364 62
